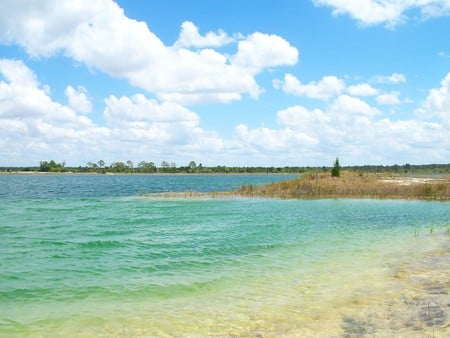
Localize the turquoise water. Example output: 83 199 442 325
0 174 449 337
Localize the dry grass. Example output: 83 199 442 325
141 191 235 199
236 171 450 200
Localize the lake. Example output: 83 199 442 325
0 174 448 336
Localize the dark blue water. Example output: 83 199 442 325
0 173 297 199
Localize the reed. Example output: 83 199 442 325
236 171 450 200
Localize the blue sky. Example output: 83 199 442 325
0 0 449 167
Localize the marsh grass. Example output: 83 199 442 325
236 171 450 200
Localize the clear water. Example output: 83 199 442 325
0 174 449 337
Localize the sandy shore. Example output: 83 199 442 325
380 176 450 186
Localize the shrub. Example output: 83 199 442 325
331 157 341 177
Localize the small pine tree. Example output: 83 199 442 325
331 157 340 177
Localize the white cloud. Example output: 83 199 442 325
330 95 381 117
313 0 405 27
373 73 407 84
376 91 400 105
276 73 345 100
174 21 234 48
102 94 232 161
65 85 92 114
418 72 450 125
0 58 231 165
347 83 379 96
152 47 262 104
313 0 450 27
234 92 449 165
277 105 329 127
0 58 449 166
0 59 74 121
0 0 298 105
0 59 109 165
0 58 39 88
278 74 410 104
234 124 318 154
100 94 231 163
232 32 298 74
104 94 200 144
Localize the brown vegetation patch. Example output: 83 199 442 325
236 171 450 200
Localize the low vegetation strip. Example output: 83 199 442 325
236 172 450 200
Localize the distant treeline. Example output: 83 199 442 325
1 160 450 174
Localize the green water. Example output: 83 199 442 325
0 175 449 337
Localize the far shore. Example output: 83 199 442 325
2 170 449 200
0 170 296 176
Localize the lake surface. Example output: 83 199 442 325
0 174 449 337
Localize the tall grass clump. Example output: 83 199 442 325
236 171 450 200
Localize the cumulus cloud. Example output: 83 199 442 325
65 85 92 114
275 73 345 100
234 92 449 164
174 21 234 48
0 0 298 105
235 124 319 153
0 59 81 122
313 0 450 27
417 72 450 125
347 83 379 96
0 58 234 165
0 58 449 166
330 95 381 117
0 58 39 88
232 33 299 74
104 94 201 144
277 105 330 127
276 73 409 109
98 94 229 163
0 59 109 164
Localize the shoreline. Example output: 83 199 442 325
0 170 296 176
2 170 450 200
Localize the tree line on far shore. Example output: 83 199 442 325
0 160 449 175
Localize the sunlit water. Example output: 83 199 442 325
0 174 448 337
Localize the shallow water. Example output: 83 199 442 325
0 175 448 337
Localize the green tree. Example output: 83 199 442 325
138 161 156 173
39 161 50 172
160 161 170 172
87 162 98 172
331 157 341 177
111 162 127 173
188 161 197 173
40 160 65 172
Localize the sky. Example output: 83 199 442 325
0 0 449 167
